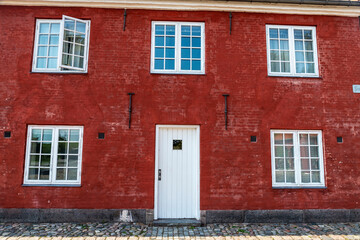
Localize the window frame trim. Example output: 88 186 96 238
270 129 325 188
23 125 84 186
150 21 205 75
266 25 319 77
32 17 91 73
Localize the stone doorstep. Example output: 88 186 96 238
152 218 202 227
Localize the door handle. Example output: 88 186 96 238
158 169 161 181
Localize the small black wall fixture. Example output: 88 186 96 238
123 9 127 31
128 92 135 129
223 94 229 130
337 136 343 143
4 131 11 138
229 12 233 35
98 132 105 139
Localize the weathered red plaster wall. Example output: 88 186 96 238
0 6 360 210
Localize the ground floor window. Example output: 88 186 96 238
23 125 83 185
271 130 325 188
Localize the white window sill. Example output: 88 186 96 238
31 70 88 74
151 71 205 75
268 74 320 78
272 185 326 189
22 184 81 187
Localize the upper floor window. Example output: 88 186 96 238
266 25 319 77
271 130 325 188
23 126 83 186
32 16 90 73
151 21 205 74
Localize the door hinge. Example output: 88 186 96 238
158 169 161 181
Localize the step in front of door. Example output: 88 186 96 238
153 218 201 226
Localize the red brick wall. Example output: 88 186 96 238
0 6 359 210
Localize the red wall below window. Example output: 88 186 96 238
0 6 360 210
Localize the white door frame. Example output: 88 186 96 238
154 125 200 220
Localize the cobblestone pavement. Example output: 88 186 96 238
1 222 360 239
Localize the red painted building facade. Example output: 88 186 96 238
1 0 360 223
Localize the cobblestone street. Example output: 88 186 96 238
1 223 360 239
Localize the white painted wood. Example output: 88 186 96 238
154 125 200 219
1 0 360 17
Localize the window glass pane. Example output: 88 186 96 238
192 60 201 70
165 59 175 70
274 146 284 157
68 155 78 167
286 158 294 170
76 22 86 33
155 48 164 58
294 29 303 39
58 142 68 154
74 56 84 68
59 129 68 141
181 26 190 36
28 168 39 180
296 63 305 73
40 23 50 33
49 47 58 57
31 142 41 153
310 134 318 145
275 158 284 170
311 159 319 170
271 62 280 72
274 134 283 144
64 19 75 30
286 171 295 183
304 41 313 50
295 52 304 61
155 25 164 35
42 142 52 154
295 41 303 50
47 58 58 69
75 33 85 45
280 40 289 50
301 171 310 183
166 25 175 35
57 155 67 167
306 63 315 73
50 23 60 34
284 134 293 144
63 42 74 54
279 29 288 39
38 46 48 57
64 30 74 42
32 129 42 141
192 26 201 36
275 171 285 182
269 28 278 38
300 134 308 145
155 36 164 46
69 143 79 154
304 30 312 39
270 40 279 49
155 59 164 69
192 37 201 47
39 168 50 180
285 146 294 157
30 155 40 166
281 62 290 73
39 34 49 44
70 130 80 141
40 155 51 167
192 48 201 59
270 50 279 60
56 168 66 180
181 48 190 58
312 171 320 182
181 37 190 47
301 158 310 170
36 58 47 68
280 51 289 61
62 54 72 66
165 48 175 58
74 45 85 56
67 168 78 180
305 52 314 62
310 146 319 157
300 146 309 157
165 36 175 47
181 60 190 70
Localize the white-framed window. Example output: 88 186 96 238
266 25 319 77
151 21 205 74
32 15 90 73
270 130 325 188
23 126 84 185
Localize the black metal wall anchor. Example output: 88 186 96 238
229 12 232 35
123 9 127 31
223 94 229 130
128 92 134 129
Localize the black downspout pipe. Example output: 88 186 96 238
128 93 134 129
123 9 127 31
223 94 229 130
229 12 233 35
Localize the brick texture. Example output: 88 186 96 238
0 6 359 210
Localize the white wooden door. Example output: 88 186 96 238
155 126 199 219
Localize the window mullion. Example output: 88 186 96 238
294 131 302 185
57 18 65 72
52 128 59 183
176 23 181 72
289 27 296 76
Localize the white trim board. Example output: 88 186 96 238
154 125 200 220
1 0 360 17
